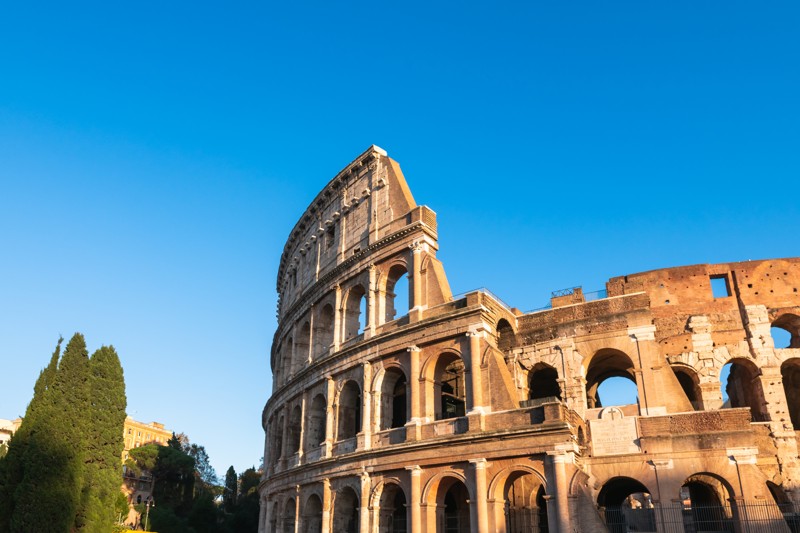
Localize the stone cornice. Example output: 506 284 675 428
276 145 386 292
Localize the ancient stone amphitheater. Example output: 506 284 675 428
259 146 800 533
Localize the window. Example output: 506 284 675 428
325 225 335 250
710 275 731 298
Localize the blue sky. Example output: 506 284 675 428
1 2 799 476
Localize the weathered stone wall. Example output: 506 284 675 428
259 147 800 533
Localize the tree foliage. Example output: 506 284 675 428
0 334 127 533
223 466 237 513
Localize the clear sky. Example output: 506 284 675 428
1 2 799 477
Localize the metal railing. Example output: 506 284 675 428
603 500 800 533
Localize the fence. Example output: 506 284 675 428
603 500 800 533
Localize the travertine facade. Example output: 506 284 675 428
260 146 800 532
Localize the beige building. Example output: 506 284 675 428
0 418 22 448
122 416 172 462
260 146 800 532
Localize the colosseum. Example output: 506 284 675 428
259 145 800 533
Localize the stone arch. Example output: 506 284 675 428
383 262 410 323
721 357 768 421
429 351 467 420
585 348 638 408
597 477 655 533
496 318 515 352
488 466 549 533
671 363 702 410
343 284 367 341
296 321 311 370
337 379 362 441
271 413 284 466
773 313 800 349
781 357 800 429
422 472 472 533
375 365 408 430
302 493 323 533
281 496 296 533
287 404 302 455
680 473 737 533
528 363 562 401
280 335 293 385
372 479 408 533
305 393 327 450
313 303 335 359
332 485 360 533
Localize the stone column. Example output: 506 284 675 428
406 345 422 441
409 241 424 322
297 392 307 462
332 284 342 352
294 485 301 533
366 264 377 338
263 499 274 533
469 458 490 533
307 303 316 364
258 496 267 533
649 459 682 533
360 471 371 533
546 451 572 533
280 409 290 464
467 327 486 415
322 478 332 533
361 362 372 450
323 376 335 458
406 466 422 533
290 322 298 379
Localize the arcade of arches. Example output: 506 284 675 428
261 147 800 532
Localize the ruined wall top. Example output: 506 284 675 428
275 145 439 320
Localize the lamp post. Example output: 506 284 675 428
144 496 155 531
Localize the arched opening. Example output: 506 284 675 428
434 354 466 420
503 472 548 533
314 304 335 359
305 394 327 450
385 265 409 322
773 314 800 349
271 415 284 465
440 479 470 533
303 494 323 533
672 366 702 410
333 486 359 533
282 497 296 533
295 322 311 369
337 381 362 441
528 364 561 402
344 285 367 341
281 336 293 384
720 359 767 421
287 405 302 455
781 358 800 429
585 349 638 408
497 319 514 352
680 476 734 533
380 368 408 430
597 477 654 533
378 484 407 533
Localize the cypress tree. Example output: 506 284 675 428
12 333 90 532
223 466 237 512
0 337 62 531
0 333 126 533
80 345 127 532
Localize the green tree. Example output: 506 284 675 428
0 443 7 460
80 346 127 532
0 334 128 533
223 466 237 513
